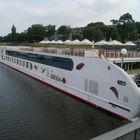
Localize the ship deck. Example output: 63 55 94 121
1 46 140 73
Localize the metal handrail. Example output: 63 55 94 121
90 118 140 140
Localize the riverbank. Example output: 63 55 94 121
0 42 92 49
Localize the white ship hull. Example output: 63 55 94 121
0 46 140 120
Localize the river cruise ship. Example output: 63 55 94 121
0 46 140 121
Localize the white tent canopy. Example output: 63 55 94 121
64 40 71 44
71 39 80 45
80 39 92 45
39 40 51 44
109 40 123 46
94 40 108 45
50 40 56 44
56 40 64 44
124 41 136 46
39 40 46 44
45 40 51 44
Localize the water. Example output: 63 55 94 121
0 63 127 140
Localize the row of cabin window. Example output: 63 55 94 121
6 50 73 71
5 56 33 70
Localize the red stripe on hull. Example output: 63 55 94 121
0 61 128 121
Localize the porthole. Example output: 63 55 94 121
117 80 126 86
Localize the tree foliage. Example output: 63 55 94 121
45 25 56 40
1 13 140 44
83 27 95 41
11 25 17 42
110 27 121 41
57 25 71 41
26 24 45 42
119 13 134 24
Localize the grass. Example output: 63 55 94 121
127 69 140 75
34 43 93 49
0 42 94 49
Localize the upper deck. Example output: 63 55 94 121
1 46 140 61
1 46 100 58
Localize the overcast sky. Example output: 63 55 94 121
0 0 140 36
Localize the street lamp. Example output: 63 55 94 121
121 48 128 68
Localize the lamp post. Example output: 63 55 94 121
121 48 128 68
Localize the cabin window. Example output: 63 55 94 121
117 80 126 86
19 60 22 66
110 87 118 98
17 59 19 65
26 62 28 68
14 59 16 64
22 61 25 67
6 50 74 71
76 63 85 70
30 63 32 70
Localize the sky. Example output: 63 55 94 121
0 0 140 36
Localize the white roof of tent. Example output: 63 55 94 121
56 40 63 44
94 40 108 45
109 40 123 46
124 41 136 46
71 39 80 45
80 39 92 45
50 40 56 44
92 40 95 44
64 40 71 44
40 40 51 44
39 40 46 44
44 40 51 43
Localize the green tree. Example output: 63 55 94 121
117 21 137 42
93 29 104 42
57 25 71 41
119 13 134 24
135 22 140 39
26 24 45 42
83 26 104 41
16 32 27 42
11 25 16 35
87 22 105 28
110 27 121 41
45 25 56 40
11 25 17 42
110 19 119 25
83 27 95 41
130 29 138 41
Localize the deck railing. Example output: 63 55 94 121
1 46 140 59
31 48 140 59
103 50 140 58
12 47 100 58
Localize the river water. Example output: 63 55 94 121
0 63 127 140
